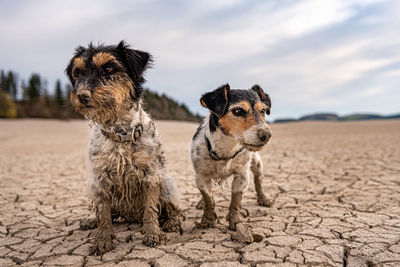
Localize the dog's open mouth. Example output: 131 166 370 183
242 143 264 151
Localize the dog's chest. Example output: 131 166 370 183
198 152 252 179
91 142 149 171
87 127 163 221
88 129 162 182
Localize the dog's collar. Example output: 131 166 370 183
101 123 144 143
204 135 244 161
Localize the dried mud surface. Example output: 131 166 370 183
0 119 400 266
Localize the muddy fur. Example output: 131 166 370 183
191 84 272 231
227 192 243 230
66 41 181 255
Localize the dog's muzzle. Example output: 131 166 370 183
76 90 91 105
258 129 272 144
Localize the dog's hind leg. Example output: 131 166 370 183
195 175 218 229
80 214 120 230
251 153 272 207
160 174 182 233
80 218 97 230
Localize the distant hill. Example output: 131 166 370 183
274 112 400 123
143 89 201 122
387 114 400 119
299 113 340 121
340 113 384 121
273 118 298 123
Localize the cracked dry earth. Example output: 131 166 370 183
0 119 400 267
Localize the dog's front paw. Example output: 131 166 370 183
142 232 167 247
227 212 242 230
257 194 272 207
92 228 114 255
80 218 97 230
141 223 166 247
195 211 218 229
162 217 181 233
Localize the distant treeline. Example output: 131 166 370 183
274 112 400 123
0 70 79 119
0 69 201 121
143 89 201 121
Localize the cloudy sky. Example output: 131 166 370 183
1 0 399 119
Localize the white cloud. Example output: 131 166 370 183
0 0 399 118
359 87 385 97
383 69 400 76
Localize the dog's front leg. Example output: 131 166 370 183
227 172 249 230
251 153 272 207
141 181 166 247
93 198 114 255
195 175 218 228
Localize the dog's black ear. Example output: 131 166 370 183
65 45 86 84
116 41 152 84
251 84 271 115
65 60 74 83
200 84 230 117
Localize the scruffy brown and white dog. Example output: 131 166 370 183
66 41 181 255
191 84 272 230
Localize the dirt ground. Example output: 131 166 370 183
0 119 400 267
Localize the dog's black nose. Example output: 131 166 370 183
258 129 272 142
76 90 90 105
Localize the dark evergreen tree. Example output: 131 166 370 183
42 87 50 105
24 74 41 102
7 71 18 100
0 70 5 91
65 83 72 103
55 80 64 106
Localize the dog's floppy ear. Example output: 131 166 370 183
116 40 152 84
65 45 86 84
65 60 74 84
251 84 271 115
200 84 230 117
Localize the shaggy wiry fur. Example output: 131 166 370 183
66 41 181 255
191 84 272 230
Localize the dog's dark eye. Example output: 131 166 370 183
73 68 82 78
103 67 114 75
232 108 246 117
260 109 266 115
